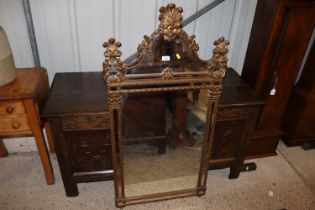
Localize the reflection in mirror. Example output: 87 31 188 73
122 90 208 197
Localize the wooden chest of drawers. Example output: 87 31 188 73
42 68 263 196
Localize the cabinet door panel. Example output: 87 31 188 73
65 130 112 172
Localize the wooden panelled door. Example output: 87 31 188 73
242 0 315 157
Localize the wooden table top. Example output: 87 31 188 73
42 68 264 117
0 67 46 100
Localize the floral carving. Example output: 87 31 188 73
103 38 125 84
158 3 183 41
208 37 230 79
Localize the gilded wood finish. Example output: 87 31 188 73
103 3 229 207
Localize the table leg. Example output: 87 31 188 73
44 121 55 153
229 162 243 179
0 138 8 157
24 99 55 185
61 166 79 197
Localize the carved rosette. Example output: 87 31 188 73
162 67 174 79
103 38 125 84
208 37 229 79
158 3 183 41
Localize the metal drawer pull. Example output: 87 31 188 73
12 122 21 129
6 106 14 114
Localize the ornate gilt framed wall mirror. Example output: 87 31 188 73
102 3 229 207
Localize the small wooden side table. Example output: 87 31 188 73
0 67 54 185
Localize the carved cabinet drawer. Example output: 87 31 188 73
0 101 26 116
61 114 111 131
0 117 32 134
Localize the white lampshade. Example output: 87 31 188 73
0 26 16 87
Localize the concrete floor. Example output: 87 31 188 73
1 141 315 210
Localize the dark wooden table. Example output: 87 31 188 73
0 68 54 185
42 68 263 196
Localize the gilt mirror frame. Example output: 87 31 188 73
102 3 229 207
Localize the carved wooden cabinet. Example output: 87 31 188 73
242 0 315 157
42 68 263 196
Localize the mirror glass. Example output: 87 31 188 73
121 89 208 197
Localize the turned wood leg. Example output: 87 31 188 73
44 121 55 153
0 138 8 157
24 99 55 185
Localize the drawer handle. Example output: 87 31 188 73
6 106 14 114
12 122 21 129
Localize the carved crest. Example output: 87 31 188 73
158 3 183 41
208 37 229 79
103 5 230 85
103 38 125 84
